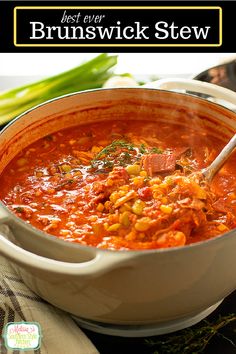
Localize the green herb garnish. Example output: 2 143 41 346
90 140 135 171
95 140 135 160
119 152 132 166
140 144 147 154
15 206 23 213
91 140 164 172
44 135 53 141
103 160 114 169
55 179 75 190
150 147 163 154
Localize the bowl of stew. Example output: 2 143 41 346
0 80 235 336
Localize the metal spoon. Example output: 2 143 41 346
202 133 236 182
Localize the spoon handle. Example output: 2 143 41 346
202 133 236 181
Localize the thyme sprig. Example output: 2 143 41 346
90 140 135 171
94 140 135 160
145 314 236 354
90 140 163 172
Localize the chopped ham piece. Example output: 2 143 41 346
173 147 191 158
212 198 230 213
141 147 190 176
141 154 176 176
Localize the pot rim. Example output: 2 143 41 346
0 86 235 257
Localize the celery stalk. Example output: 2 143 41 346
0 54 118 125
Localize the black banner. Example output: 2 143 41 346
14 6 221 47
0 1 235 52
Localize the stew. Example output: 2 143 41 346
0 120 236 250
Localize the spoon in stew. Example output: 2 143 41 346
202 133 236 182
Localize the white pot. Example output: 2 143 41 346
0 80 235 336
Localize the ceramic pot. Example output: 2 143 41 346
0 80 235 336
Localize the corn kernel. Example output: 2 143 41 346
134 217 151 231
123 203 132 211
69 139 76 145
138 232 145 239
47 188 55 194
217 224 229 232
96 203 104 212
16 157 28 167
119 203 132 213
119 205 127 213
104 201 112 210
104 222 109 230
106 179 114 187
126 164 141 176
60 164 71 173
107 223 121 232
160 205 173 214
158 183 169 190
92 224 103 235
119 185 129 191
74 171 82 176
35 189 42 197
119 211 130 227
110 191 120 203
125 230 137 241
98 140 109 146
35 171 43 178
191 182 207 199
149 177 162 186
165 177 174 185
132 199 145 215
132 176 144 186
108 214 119 223
91 146 102 154
118 190 126 197
140 170 147 177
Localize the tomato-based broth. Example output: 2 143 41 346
1 120 236 250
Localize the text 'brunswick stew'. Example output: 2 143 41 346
1 120 236 250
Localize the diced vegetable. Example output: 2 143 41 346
135 217 152 231
107 223 121 232
126 164 141 175
132 199 145 215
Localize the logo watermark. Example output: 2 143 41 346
2 322 41 351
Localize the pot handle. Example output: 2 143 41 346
0 222 132 278
144 78 236 106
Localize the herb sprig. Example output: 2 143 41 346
145 314 236 354
94 140 135 160
90 140 135 171
90 140 164 172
